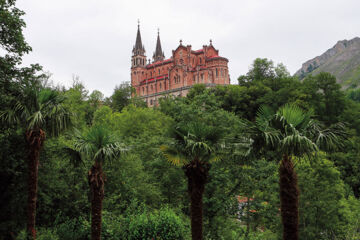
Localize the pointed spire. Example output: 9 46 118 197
153 28 165 62
133 20 145 56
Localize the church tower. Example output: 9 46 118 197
131 21 146 90
152 29 165 62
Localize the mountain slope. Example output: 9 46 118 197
295 37 360 87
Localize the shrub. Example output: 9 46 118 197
55 216 89 240
17 228 59 240
127 207 189 240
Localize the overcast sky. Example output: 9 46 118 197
18 0 360 96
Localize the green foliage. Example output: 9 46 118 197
0 130 27 237
63 80 91 127
126 207 189 240
0 0 31 57
297 154 360 239
55 216 90 240
73 125 126 164
108 82 133 112
17 228 59 240
2 21 360 240
346 88 360 102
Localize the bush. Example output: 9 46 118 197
55 216 89 240
17 228 59 240
126 207 189 240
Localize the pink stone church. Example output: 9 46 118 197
131 23 230 106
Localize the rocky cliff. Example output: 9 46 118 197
295 37 360 87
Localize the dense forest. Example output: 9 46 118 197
2 1 360 240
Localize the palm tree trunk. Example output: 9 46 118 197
184 160 209 240
26 129 45 240
279 154 299 240
88 161 105 240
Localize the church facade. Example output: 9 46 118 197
131 23 230 106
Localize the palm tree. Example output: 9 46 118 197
161 122 225 240
0 80 71 240
246 104 345 240
72 125 125 240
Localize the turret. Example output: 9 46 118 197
152 29 165 62
131 20 146 68
131 20 147 93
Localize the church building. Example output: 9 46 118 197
131 23 230 106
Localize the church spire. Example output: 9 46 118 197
133 20 145 56
153 28 165 62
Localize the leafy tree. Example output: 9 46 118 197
346 88 360 102
297 154 360 239
0 79 71 240
0 0 31 80
72 125 126 240
238 58 276 83
108 82 133 112
63 80 90 128
301 73 345 125
86 90 104 124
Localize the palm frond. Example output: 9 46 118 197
73 125 127 164
276 103 312 130
310 121 347 151
160 145 189 166
27 111 44 130
281 133 318 156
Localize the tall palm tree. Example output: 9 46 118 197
0 80 71 240
246 104 345 240
72 125 125 240
161 122 225 240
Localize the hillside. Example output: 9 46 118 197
295 37 360 87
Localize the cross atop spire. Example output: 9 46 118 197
153 28 165 62
133 20 145 56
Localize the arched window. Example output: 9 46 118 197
151 85 153 90
199 58 202 64
150 72 152 77
150 99 153 105
142 87 144 94
158 69 160 75
160 83 162 89
216 68 218 77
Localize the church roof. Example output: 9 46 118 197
146 58 172 68
206 55 228 61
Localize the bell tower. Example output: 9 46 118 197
131 20 146 90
